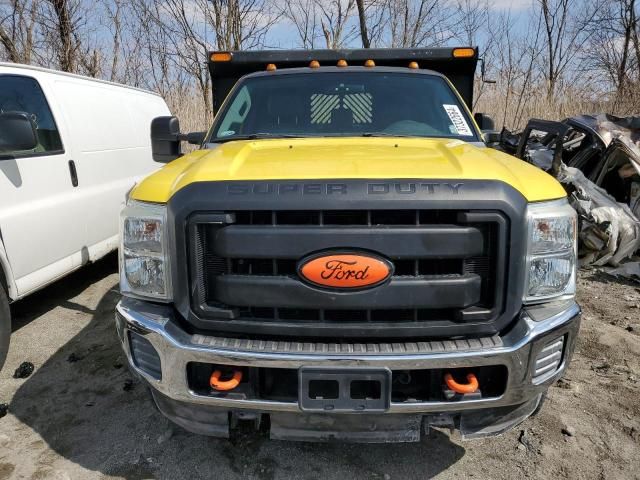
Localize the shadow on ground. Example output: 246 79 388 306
8 257 466 480
10 254 120 333
583 269 640 289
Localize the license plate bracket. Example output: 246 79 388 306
298 367 391 412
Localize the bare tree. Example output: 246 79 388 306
0 0 39 63
47 0 76 71
454 0 487 46
383 0 455 47
283 0 321 48
633 3 640 77
105 0 122 82
355 0 370 47
536 0 597 98
584 0 638 94
206 0 274 50
316 0 357 48
1 0 637 131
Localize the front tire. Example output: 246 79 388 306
0 286 10 371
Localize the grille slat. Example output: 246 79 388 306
229 258 466 277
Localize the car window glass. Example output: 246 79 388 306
0 75 63 156
212 73 479 142
217 86 252 137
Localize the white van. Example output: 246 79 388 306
0 63 171 369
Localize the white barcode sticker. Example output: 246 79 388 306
443 104 473 136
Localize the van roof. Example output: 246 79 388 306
0 62 162 97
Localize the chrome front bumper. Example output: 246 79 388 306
115 298 580 440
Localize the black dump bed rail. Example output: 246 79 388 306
208 48 478 113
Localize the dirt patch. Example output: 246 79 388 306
0 258 639 479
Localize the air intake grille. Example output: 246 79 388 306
129 332 162 380
532 336 565 382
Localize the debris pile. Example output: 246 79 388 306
559 166 640 266
501 114 640 272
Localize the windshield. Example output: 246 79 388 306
210 72 479 142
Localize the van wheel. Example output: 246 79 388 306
0 286 10 371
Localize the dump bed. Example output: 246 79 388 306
208 48 478 113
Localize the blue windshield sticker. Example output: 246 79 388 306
220 130 235 137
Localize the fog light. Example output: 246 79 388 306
129 332 162 380
532 336 565 382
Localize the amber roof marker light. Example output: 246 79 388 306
337 59 348 67
309 60 320 68
452 47 476 58
210 52 232 62
364 59 375 67
408 61 419 69
266 63 277 71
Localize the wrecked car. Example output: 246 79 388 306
507 114 640 266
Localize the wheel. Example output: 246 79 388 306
0 286 10 371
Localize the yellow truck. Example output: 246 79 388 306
115 48 580 442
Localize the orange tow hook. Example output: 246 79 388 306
210 369 243 391
444 372 479 394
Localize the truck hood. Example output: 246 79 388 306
131 137 566 203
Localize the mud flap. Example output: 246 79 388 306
269 412 422 443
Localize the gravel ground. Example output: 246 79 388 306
0 253 639 480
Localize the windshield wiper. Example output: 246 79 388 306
361 132 421 138
211 133 303 143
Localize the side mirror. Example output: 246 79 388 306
474 113 495 132
0 112 38 153
151 116 182 163
184 131 206 145
150 116 207 163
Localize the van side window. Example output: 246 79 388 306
0 75 63 156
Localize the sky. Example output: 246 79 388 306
242 0 536 51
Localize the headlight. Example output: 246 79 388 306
524 199 577 303
120 200 171 301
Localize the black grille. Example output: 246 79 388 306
188 209 506 339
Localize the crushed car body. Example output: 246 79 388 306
503 114 640 267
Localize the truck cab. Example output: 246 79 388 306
116 48 580 442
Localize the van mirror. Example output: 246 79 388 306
151 116 182 163
0 112 38 153
474 113 495 132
